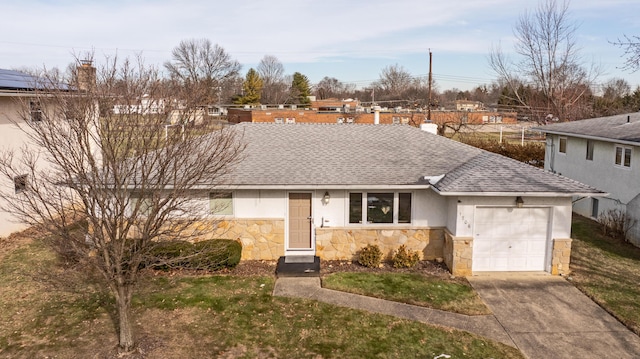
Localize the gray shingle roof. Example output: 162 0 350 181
534 113 640 144
226 123 602 195
434 151 600 194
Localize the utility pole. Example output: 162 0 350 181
427 49 433 123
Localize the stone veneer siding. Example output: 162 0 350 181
551 238 572 275
314 227 445 261
211 219 285 260
443 231 473 276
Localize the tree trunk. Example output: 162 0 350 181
115 286 135 352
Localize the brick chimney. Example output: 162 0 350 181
77 59 96 92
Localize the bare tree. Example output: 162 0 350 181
374 64 416 99
315 76 356 99
164 38 241 105
593 77 635 117
612 34 640 72
434 111 472 137
489 0 600 123
0 56 245 352
602 78 631 99
257 55 288 104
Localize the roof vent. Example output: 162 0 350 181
424 174 445 185
628 115 631 123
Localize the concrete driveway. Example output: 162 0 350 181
468 274 640 359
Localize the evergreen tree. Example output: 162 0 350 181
235 68 263 105
290 72 311 105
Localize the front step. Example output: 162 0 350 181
276 256 320 277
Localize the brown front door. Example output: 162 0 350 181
288 193 312 249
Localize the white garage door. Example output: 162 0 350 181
473 207 550 272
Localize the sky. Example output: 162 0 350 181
2 0 640 92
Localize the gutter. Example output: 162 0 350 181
430 188 609 198
124 184 434 190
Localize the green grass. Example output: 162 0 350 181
569 214 640 335
322 272 490 315
133 275 511 358
0 238 522 358
0 239 115 357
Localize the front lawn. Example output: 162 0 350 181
569 214 640 335
322 272 490 315
0 236 522 358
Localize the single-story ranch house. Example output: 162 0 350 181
181 123 603 276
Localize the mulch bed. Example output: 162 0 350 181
227 258 453 279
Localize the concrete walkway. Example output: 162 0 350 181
468 274 640 359
273 275 640 359
273 276 515 347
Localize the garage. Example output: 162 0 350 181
472 207 550 272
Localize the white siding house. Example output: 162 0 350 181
536 113 640 246
163 123 601 276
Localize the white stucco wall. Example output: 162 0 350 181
234 190 287 218
450 196 573 239
220 190 575 238
313 189 447 229
220 188 447 229
0 97 37 237
0 95 101 238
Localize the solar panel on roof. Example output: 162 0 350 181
0 68 72 91
0 69 39 89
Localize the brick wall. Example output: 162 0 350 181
226 108 517 126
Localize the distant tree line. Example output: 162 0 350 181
46 0 640 118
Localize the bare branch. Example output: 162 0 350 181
611 34 640 73
0 56 245 352
488 0 601 122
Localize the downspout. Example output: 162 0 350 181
547 136 556 173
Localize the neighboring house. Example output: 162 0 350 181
0 68 52 236
536 113 640 246
113 94 166 115
455 100 484 111
0 64 95 237
178 123 601 276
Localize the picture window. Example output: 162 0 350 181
349 192 412 224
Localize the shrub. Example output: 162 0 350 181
147 240 193 269
148 239 242 270
460 137 545 168
598 209 638 243
391 245 421 268
191 239 242 270
358 244 382 268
